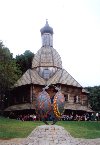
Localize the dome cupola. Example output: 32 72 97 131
40 20 53 47
40 20 53 35
32 21 62 80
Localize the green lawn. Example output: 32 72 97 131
0 117 100 139
0 117 43 139
57 121 100 139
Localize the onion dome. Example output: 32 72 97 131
40 20 53 35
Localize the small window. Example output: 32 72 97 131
78 96 80 103
74 96 77 103
64 94 68 102
74 96 80 103
43 69 50 79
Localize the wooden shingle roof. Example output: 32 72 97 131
47 69 82 87
14 69 45 87
32 46 62 68
14 68 82 88
64 103 93 112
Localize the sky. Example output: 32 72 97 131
0 0 100 87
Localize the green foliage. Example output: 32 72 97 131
16 50 34 74
0 41 21 104
85 86 100 111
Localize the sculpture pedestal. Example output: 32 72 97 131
22 125 80 145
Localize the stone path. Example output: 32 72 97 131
0 125 100 145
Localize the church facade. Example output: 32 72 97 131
5 21 92 116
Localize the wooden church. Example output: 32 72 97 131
5 21 92 116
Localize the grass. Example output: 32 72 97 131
0 117 43 139
57 121 100 139
0 117 100 139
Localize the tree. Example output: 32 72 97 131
85 86 100 111
0 41 21 110
16 50 34 74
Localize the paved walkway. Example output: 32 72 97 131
0 125 100 145
21 125 100 145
